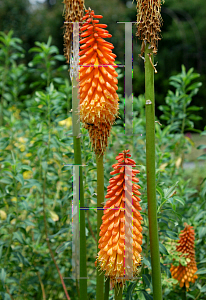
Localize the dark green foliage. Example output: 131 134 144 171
159 65 202 133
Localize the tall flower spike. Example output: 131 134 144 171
63 0 84 64
95 150 143 287
136 0 162 55
79 8 119 155
170 223 198 289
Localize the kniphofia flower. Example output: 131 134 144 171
170 223 198 289
136 0 162 55
79 8 119 155
95 150 143 287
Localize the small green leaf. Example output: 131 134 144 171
0 268 6 286
198 258 206 264
156 186 164 199
15 174 24 186
140 290 153 300
159 242 168 255
195 268 206 275
14 252 30 266
195 211 205 221
1 293 12 300
12 232 26 245
197 154 206 160
173 197 185 206
197 145 206 150
200 285 206 293
160 230 178 240
198 227 206 239
142 257 151 269
126 281 138 300
163 181 179 199
0 178 13 184
56 241 71 254
49 228 69 239
142 274 152 291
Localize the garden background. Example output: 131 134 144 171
0 0 206 299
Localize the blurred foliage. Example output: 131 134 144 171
1 33 206 299
159 65 202 133
0 0 206 129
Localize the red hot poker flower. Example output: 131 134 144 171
79 8 119 155
96 150 143 287
170 223 198 289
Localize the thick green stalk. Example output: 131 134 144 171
114 285 123 300
96 154 105 300
145 43 162 300
72 76 87 300
182 285 187 300
104 277 110 300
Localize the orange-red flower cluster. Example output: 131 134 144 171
170 223 198 289
79 8 119 155
96 150 143 287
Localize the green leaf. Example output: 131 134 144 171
186 82 202 92
198 227 206 239
0 268 6 286
12 232 26 245
198 258 206 264
195 211 205 221
15 174 24 186
197 145 206 150
126 281 138 300
160 230 178 240
163 181 179 199
49 228 69 239
21 165 33 171
142 274 152 291
140 290 153 300
197 154 206 160
156 186 164 199
187 105 203 111
56 241 72 254
22 179 41 191
200 285 206 293
0 245 3 259
14 252 30 266
159 242 168 255
0 178 13 184
142 257 151 269
0 138 9 150
53 55 65 61
1 293 12 300
195 268 206 275
173 197 185 206
188 115 202 121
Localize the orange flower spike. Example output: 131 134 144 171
79 8 119 155
96 150 143 287
170 223 198 289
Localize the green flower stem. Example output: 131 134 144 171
104 277 110 300
145 43 162 300
96 154 105 300
72 76 87 300
182 285 187 300
114 285 123 300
